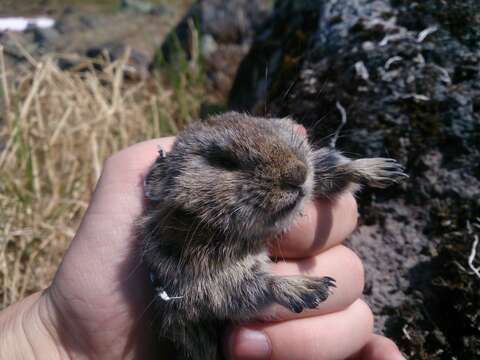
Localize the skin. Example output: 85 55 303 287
0 137 406 360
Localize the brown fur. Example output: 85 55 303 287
136 112 406 359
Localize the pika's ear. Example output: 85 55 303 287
144 149 167 201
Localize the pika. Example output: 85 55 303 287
137 112 406 359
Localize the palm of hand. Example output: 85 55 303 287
46 139 176 358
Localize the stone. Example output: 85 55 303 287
153 0 273 100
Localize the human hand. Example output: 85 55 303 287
0 136 405 360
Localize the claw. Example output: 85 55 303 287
323 276 337 288
291 302 304 313
327 280 337 288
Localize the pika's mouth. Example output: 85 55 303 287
272 191 304 222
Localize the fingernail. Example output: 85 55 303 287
228 328 271 360
295 124 307 135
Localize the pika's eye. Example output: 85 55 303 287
207 152 241 171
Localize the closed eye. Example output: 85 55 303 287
207 152 241 171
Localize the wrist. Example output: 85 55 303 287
0 291 68 359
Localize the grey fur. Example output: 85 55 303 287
136 112 407 359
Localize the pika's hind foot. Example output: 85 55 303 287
269 275 336 313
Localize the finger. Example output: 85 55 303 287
101 137 176 186
347 334 406 360
295 124 307 135
258 245 364 322
227 299 374 360
84 137 176 220
269 192 358 259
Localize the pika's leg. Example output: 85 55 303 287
313 147 407 198
268 275 336 313
189 256 335 319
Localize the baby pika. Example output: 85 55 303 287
137 112 406 360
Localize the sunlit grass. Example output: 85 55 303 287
0 39 204 309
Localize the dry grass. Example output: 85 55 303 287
0 43 204 309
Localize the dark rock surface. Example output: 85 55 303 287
229 0 480 358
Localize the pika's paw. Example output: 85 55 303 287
271 276 336 314
350 158 408 188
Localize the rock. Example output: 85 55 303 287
160 0 272 56
154 0 273 100
229 0 323 112
228 0 480 358
30 27 61 49
200 34 218 57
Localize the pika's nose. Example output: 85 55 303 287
282 161 307 188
